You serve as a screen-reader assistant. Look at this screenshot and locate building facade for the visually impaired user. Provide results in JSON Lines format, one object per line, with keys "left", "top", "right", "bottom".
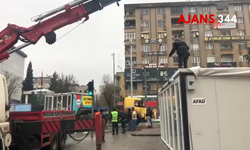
{"left": 0, "top": 51, "right": 27, "bottom": 101}
{"left": 124, "top": 1, "right": 250, "bottom": 96}
{"left": 33, "top": 76, "right": 51, "bottom": 89}
{"left": 115, "top": 72, "right": 126, "bottom": 104}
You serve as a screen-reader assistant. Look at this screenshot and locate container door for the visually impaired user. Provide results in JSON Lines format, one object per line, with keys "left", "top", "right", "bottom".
{"left": 44, "top": 95, "right": 53, "bottom": 110}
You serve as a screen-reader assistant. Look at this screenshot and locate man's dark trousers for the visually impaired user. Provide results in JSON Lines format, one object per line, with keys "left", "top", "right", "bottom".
{"left": 122, "top": 121, "right": 126, "bottom": 133}
{"left": 178, "top": 55, "right": 189, "bottom": 68}
{"left": 112, "top": 122, "right": 118, "bottom": 134}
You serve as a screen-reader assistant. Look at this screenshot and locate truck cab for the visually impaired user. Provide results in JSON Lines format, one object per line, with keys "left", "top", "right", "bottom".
{"left": 0, "top": 74, "right": 12, "bottom": 150}
{"left": 124, "top": 97, "right": 146, "bottom": 121}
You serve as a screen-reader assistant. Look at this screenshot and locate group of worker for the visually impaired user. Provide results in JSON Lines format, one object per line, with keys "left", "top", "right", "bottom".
{"left": 109, "top": 107, "right": 153, "bottom": 135}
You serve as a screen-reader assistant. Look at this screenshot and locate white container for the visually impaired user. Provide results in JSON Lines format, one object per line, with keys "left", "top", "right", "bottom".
{"left": 159, "top": 66, "right": 250, "bottom": 150}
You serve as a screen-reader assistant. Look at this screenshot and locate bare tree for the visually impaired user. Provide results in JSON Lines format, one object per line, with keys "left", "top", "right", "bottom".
{"left": 99, "top": 74, "right": 114, "bottom": 108}
{"left": 3, "top": 71, "right": 22, "bottom": 100}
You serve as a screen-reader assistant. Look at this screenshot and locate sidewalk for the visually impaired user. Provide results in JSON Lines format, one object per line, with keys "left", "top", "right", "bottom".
{"left": 131, "top": 127, "right": 161, "bottom": 136}
{"left": 66, "top": 130, "right": 167, "bottom": 150}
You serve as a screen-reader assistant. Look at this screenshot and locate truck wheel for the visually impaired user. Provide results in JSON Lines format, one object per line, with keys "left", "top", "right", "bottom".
{"left": 48, "top": 134, "right": 58, "bottom": 150}
{"left": 58, "top": 133, "right": 66, "bottom": 150}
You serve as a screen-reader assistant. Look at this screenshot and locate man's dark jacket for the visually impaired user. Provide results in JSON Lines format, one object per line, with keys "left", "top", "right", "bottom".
{"left": 169, "top": 39, "right": 190, "bottom": 57}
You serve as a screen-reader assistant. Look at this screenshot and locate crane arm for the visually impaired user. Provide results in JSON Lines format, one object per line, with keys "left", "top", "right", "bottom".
{"left": 0, "top": 0, "right": 120, "bottom": 61}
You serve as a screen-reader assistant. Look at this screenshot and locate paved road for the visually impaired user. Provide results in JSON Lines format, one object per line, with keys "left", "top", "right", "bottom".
{"left": 65, "top": 123, "right": 167, "bottom": 150}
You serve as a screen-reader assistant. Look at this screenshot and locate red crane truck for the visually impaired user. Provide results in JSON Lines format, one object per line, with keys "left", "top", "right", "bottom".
{"left": 0, "top": 0, "right": 120, "bottom": 149}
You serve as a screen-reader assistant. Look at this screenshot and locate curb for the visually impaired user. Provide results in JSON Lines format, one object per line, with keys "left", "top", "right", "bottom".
{"left": 131, "top": 133, "right": 161, "bottom": 136}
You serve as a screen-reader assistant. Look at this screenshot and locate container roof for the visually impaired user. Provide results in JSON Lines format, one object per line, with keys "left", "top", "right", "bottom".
{"left": 176, "top": 66, "right": 250, "bottom": 78}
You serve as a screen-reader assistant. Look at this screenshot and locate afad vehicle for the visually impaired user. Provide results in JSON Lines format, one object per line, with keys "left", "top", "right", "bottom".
{"left": 123, "top": 97, "right": 147, "bottom": 123}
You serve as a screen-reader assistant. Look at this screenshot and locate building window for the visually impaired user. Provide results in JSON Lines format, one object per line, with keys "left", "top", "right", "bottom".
{"left": 203, "top": 6, "right": 210, "bottom": 12}
{"left": 219, "top": 30, "right": 231, "bottom": 36}
{"left": 158, "top": 32, "right": 166, "bottom": 38}
{"left": 206, "top": 44, "right": 214, "bottom": 50}
{"left": 234, "top": 5, "right": 242, "bottom": 11}
{"left": 125, "top": 45, "right": 136, "bottom": 51}
{"left": 159, "top": 57, "right": 167, "bottom": 64}
{"left": 160, "top": 71, "right": 168, "bottom": 76}
{"left": 171, "top": 7, "right": 183, "bottom": 13}
{"left": 125, "top": 57, "right": 136, "bottom": 66}
{"left": 158, "top": 20, "right": 166, "bottom": 27}
{"left": 192, "top": 31, "right": 199, "bottom": 37}
{"left": 205, "top": 31, "right": 213, "bottom": 37}
{"left": 190, "top": 7, "right": 197, "bottom": 13}
{"left": 141, "top": 20, "right": 149, "bottom": 27}
{"left": 142, "top": 58, "right": 150, "bottom": 64}
{"left": 237, "top": 18, "right": 244, "bottom": 23}
{"left": 207, "top": 56, "right": 215, "bottom": 63}
{"left": 158, "top": 8, "right": 165, "bottom": 14}
{"left": 237, "top": 30, "right": 245, "bottom": 36}
{"left": 126, "top": 83, "right": 137, "bottom": 90}
{"left": 193, "top": 57, "right": 200, "bottom": 66}
{"left": 221, "top": 54, "right": 234, "bottom": 62}
{"left": 140, "top": 9, "right": 149, "bottom": 15}
{"left": 142, "top": 45, "right": 150, "bottom": 52}
{"left": 173, "top": 56, "right": 179, "bottom": 63}
{"left": 220, "top": 44, "right": 232, "bottom": 50}
{"left": 160, "top": 45, "right": 166, "bottom": 51}
{"left": 191, "top": 44, "right": 199, "bottom": 50}
{"left": 239, "top": 55, "right": 247, "bottom": 62}
{"left": 125, "top": 32, "right": 135, "bottom": 39}
{"left": 238, "top": 42, "right": 247, "bottom": 49}
{"left": 141, "top": 33, "right": 149, "bottom": 39}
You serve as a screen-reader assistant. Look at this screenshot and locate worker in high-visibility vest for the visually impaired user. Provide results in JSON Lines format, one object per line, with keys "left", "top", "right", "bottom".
{"left": 110, "top": 108, "right": 119, "bottom": 135}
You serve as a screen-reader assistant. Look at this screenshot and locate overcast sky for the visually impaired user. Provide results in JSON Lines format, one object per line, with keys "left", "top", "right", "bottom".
{"left": 1, "top": 0, "right": 209, "bottom": 89}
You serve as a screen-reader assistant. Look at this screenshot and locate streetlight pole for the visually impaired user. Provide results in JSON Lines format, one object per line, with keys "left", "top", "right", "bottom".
{"left": 156, "top": 44, "right": 162, "bottom": 109}
{"left": 112, "top": 53, "right": 115, "bottom": 108}
{"left": 143, "top": 68, "right": 148, "bottom": 109}
{"left": 130, "top": 39, "right": 133, "bottom": 97}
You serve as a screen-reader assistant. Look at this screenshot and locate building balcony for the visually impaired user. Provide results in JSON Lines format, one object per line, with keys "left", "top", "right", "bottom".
{"left": 171, "top": 24, "right": 184, "bottom": 30}
{"left": 124, "top": 39, "right": 136, "bottom": 45}
{"left": 220, "top": 45, "right": 233, "bottom": 53}
{"left": 239, "top": 62, "right": 249, "bottom": 67}
{"left": 125, "top": 50, "right": 136, "bottom": 57}
{"left": 216, "top": 8, "right": 229, "bottom": 14}
{"left": 142, "top": 51, "right": 166, "bottom": 56}
{"left": 171, "top": 13, "right": 182, "bottom": 18}
{"left": 124, "top": 14, "right": 135, "bottom": 20}
{"left": 207, "top": 62, "right": 236, "bottom": 67}
{"left": 239, "top": 48, "right": 248, "bottom": 54}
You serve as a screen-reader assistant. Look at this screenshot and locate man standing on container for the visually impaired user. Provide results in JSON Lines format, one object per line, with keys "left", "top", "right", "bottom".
{"left": 169, "top": 37, "right": 190, "bottom": 68}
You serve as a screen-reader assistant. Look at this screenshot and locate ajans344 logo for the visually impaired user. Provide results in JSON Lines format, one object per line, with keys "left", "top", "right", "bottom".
{"left": 177, "top": 14, "right": 237, "bottom": 29}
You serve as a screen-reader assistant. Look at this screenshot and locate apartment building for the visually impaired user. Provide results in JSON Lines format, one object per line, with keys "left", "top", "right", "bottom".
{"left": 124, "top": 1, "right": 250, "bottom": 96}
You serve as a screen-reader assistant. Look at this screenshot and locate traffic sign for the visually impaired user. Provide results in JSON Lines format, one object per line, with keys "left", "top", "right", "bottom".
{"left": 144, "top": 39, "right": 163, "bottom": 44}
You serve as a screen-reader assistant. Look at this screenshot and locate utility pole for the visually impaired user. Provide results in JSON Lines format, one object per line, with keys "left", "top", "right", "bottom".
{"left": 112, "top": 53, "right": 116, "bottom": 108}
{"left": 156, "top": 44, "right": 162, "bottom": 109}
{"left": 90, "top": 79, "right": 94, "bottom": 139}
{"left": 144, "top": 38, "right": 163, "bottom": 111}
{"left": 143, "top": 68, "right": 148, "bottom": 109}
{"left": 130, "top": 38, "right": 133, "bottom": 97}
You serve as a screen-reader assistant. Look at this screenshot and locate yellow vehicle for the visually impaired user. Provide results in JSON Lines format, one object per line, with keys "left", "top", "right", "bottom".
{"left": 123, "top": 97, "right": 147, "bottom": 121}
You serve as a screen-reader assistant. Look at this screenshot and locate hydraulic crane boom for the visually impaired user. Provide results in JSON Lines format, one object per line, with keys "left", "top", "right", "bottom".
{"left": 0, "top": 0, "right": 120, "bottom": 61}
